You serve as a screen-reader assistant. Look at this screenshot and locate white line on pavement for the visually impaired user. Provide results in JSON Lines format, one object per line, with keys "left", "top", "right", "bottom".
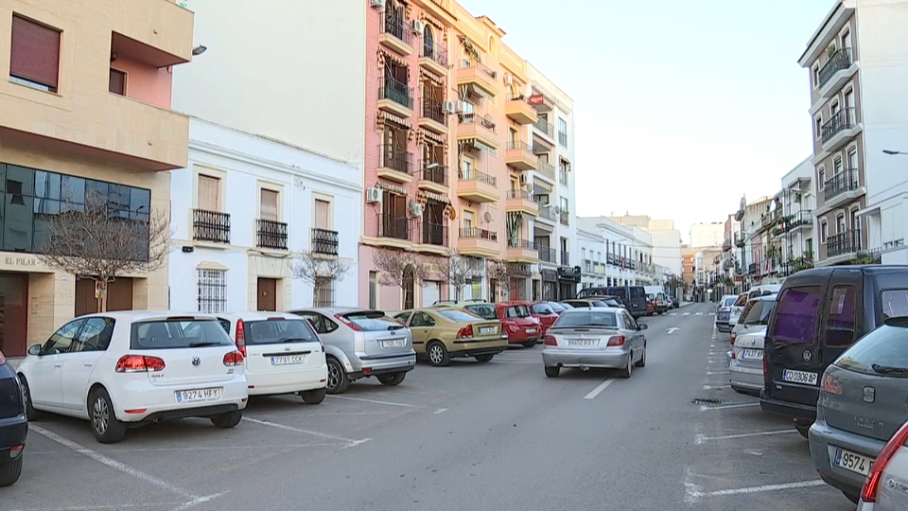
{"left": 434, "top": 408, "right": 449, "bottom": 415}
{"left": 702, "top": 385, "right": 731, "bottom": 390}
{"left": 699, "top": 402, "right": 760, "bottom": 411}
{"left": 683, "top": 312, "right": 690, "bottom": 316}
{"left": 583, "top": 379, "right": 614, "bottom": 400}
{"left": 327, "top": 394, "right": 420, "bottom": 408}
{"left": 243, "top": 417, "right": 370, "bottom": 447}
{"left": 670, "top": 313, "right": 678, "bottom": 316}
{"left": 9, "top": 504, "right": 186, "bottom": 511}
{"left": 696, "top": 312, "right": 703, "bottom": 316}
{"left": 30, "top": 425, "right": 195, "bottom": 499}
{"left": 27, "top": 442, "right": 351, "bottom": 455}
{"left": 706, "top": 370, "right": 729, "bottom": 375}
{"left": 695, "top": 429, "right": 798, "bottom": 444}
{"left": 169, "top": 492, "right": 229, "bottom": 511}
{"left": 686, "top": 480, "right": 826, "bottom": 499}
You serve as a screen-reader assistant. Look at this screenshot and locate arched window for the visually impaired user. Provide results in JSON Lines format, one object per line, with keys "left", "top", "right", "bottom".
{"left": 403, "top": 265, "right": 416, "bottom": 309}
{"left": 423, "top": 25, "right": 434, "bottom": 59}
{"left": 488, "top": 36, "right": 496, "bottom": 54}
{"left": 385, "top": 0, "right": 404, "bottom": 36}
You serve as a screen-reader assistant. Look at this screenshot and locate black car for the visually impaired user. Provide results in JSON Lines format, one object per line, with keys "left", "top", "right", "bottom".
{"left": 669, "top": 295, "right": 680, "bottom": 308}
{"left": 760, "top": 265, "right": 908, "bottom": 438}
{"left": 0, "top": 350, "right": 26, "bottom": 486}
{"left": 576, "top": 286, "right": 647, "bottom": 318}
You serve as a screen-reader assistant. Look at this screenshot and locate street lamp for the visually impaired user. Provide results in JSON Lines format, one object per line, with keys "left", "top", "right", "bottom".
{"left": 883, "top": 149, "right": 908, "bottom": 156}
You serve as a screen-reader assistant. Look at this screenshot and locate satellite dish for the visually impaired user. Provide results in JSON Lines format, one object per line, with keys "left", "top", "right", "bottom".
{"left": 483, "top": 212, "right": 493, "bottom": 223}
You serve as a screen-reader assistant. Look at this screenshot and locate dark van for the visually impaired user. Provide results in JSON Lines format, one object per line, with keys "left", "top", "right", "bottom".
{"left": 576, "top": 286, "right": 647, "bottom": 318}
{"left": 760, "top": 265, "right": 908, "bottom": 437}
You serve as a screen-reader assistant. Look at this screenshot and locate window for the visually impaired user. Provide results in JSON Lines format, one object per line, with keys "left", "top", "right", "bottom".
{"left": 293, "top": 312, "right": 338, "bottom": 334}
{"left": 815, "top": 116, "right": 822, "bottom": 140}
{"left": 812, "top": 63, "right": 820, "bottom": 89}
{"left": 848, "top": 148, "right": 858, "bottom": 171}
{"left": 260, "top": 189, "right": 279, "bottom": 221}
{"left": 465, "top": 304, "right": 496, "bottom": 320}
{"left": 314, "top": 198, "right": 331, "bottom": 230}
{"left": 198, "top": 175, "right": 221, "bottom": 211}
{"left": 836, "top": 214, "right": 846, "bottom": 233}
{"left": 742, "top": 300, "right": 775, "bottom": 326}
{"left": 394, "top": 311, "right": 412, "bottom": 325}
{"left": 554, "top": 310, "right": 617, "bottom": 328}
{"left": 505, "top": 305, "right": 530, "bottom": 318}
{"left": 71, "top": 317, "right": 115, "bottom": 352}
{"left": 437, "top": 309, "right": 482, "bottom": 323}
{"left": 835, "top": 323, "right": 908, "bottom": 375}
{"left": 42, "top": 319, "right": 85, "bottom": 355}
{"left": 824, "top": 286, "right": 857, "bottom": 346}
{"left": 10, "top": 15, "right": 61, "bottom": 93}
{"left": 314, "top": 277, "right": 334, "bottom": 307}
{"left": 833, "top": 157, "right": 843, "bottom": 176}
{"left": 341, "top": 311, "right": 405, "bottom": 332}
{"left": 244, "top": 319, "right": 316, "bottom": 346}
{"left": 820, "top": 220, "right": 828, "bottom": 243}
{"left": 369, "top": 271, "right": 378, "bottom": 309}
{"left": 560, "top": 196, "right": 569, "bottom": 213}
{"left": 130, "top": 319, "right": 234, "bottom": 350}
{"left": 410, "top": 312, "right": 436, "bottom": 327}
{"left": 109, "top": 69, "right": 126, "bottom": 95}
{"left": 772, "top": 286, "right": 821, "bottom": 344}
{"left": 851, "top": 208, "right": 859, "bottom": 232}
{"left": 197, "top": 269, "right": 227, "bottom": 313}
{"left": 881, "top": 289, "right": 908, "bottom": 319}
{"left": 818, "top": 167, "right": 826, "bottom": 189}
{"left": 462, "top": 210, "right": 474, "bottom": 230}
{"left": 557, "top": 117, "right": 568, "bottom": 146}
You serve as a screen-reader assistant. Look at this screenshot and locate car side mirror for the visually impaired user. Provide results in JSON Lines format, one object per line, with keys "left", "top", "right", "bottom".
{"left": 27, "top": 344, "right": 42, "bottom": 356}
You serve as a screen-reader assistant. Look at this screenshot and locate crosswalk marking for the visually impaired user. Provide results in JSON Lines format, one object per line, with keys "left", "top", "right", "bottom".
{"left": 670, "top": 313, "right": 678, "bottom": 316}
{"left": 696, "top": 312, "right": 703, "bottom": 316}
{"left": 683, "top": 312, "right": 690, "bottom": 316}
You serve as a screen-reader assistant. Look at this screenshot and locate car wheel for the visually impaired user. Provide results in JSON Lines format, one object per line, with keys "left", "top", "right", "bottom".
{"left": 18, "top": 375, "right": 43, "bottom": 421}
{"left": 89, "top": 388, "right": 127, "bottom": 444}
{"left": 795, "top": 424, "right": 811, "bottom": 440}
{"left": 474, "top": 354, "right": 494, "bottom": 363}
{"left": 326, "top": 357, "right": 350, "bottom": 394}
{"left": 544, "top": 366, "right": 560, "bottom": 378}
{"left": 300, "top": 388, "right": 326, "bottom": 405}
{"left": 635, "top": 344, "right": 646, "bottom": 367}
{"left": 377, "top": 372, "right": 407, "bottom": 386}
{"left": 210, "top": 410, "right": 243, "bottom": 429}
{"left": 522, "top": 340, "right": 536, "bottom": 349}
{"left": 426, "top": 341, "right": 450, "bottom": 367}
{"left": 0, "top": 455, "right": 23, "bottom": 487}
{"left": 619, "top": 353, "right": 633, "bottom": 379}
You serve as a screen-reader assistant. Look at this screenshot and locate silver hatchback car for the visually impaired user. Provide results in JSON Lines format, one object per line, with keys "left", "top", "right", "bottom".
{"left": 288, "top": 308, "right": 416, "bottom": 394}
{"left": 542, "top": 307, "right": 648, "bottom": 379}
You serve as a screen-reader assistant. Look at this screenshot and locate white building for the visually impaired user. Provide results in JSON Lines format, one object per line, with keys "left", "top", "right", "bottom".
{"left": 781, "top": 158, "right": 818, "bottom": 269}
{"left": 578, "top": 229, "right": 607, "bottom": 289}
{"left": 689, "top": 222, "right": 725, "bottom": 248}
{"left": 577, "top": 217, "right": 657, "bottom": 286}
{"left": 168, "top": 119, "right": 361, "bottom": 312}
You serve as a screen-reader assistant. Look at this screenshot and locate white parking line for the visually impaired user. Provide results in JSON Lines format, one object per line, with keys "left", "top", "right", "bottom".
{"left": 696, "top": 312, "right": 703, "bottom": 316}
{"left": 702, "top": 385, "right": 731, "bottom": 390}
{"left": 434, "top": 408, "right": 449, "bottom": 415}
{"left": 682, "top": 312, "right": 690, "bottom": 316}
{"left": 327, "top": 394, "right": 420, "bottom": 408}
{"left": 695, "top": 429, "right": 799, "bottom": 444}
{"left": 9, "top": 504, "right": 186, "bottom": 511}
{"left": 686, "top": 480, "right": 826, "bottom": 500}
{"left": 243, "top": 417, "right": 370, "bottom": 447}
{"left": 706, "top": 370, "right": 729, "bottom": 375}
{"left": 583, "top": 379, "right": 614, "bottom": 400}
{"left": 169, "top": 492, "right": 229, "bottom": 511}
{"left": 699, "top": 402, "right": 760, "bottom": 411}
{"left": 670, "top": 313, "right": 678, "bottom": 316}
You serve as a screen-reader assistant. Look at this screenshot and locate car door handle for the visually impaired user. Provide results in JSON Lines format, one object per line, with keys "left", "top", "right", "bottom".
{"left": 84, "top": 362, "right": 94, "bottom": 367}
{"left": 54, "top": 362, "right": 63, "bottom": 368}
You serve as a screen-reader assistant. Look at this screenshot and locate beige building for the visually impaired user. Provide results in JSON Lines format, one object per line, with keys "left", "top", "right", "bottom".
{"left": 0, "top": 0, "right": 194, "bottom": 356}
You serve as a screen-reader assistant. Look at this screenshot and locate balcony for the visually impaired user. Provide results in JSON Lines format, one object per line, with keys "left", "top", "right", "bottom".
{"left": 506, "top": 190, "right": 539, "bottom": 217}
{"left": 256, "top": 219, "right": 288, "bottom": 250}
{"left": 824, "top": 169, "right": 862, "bottom": 205}
{"left": 560, "top": 210, "right": 570, "bottom": 226}
{"left": 506, "top": 239, "right": 540, "bottom": 263}
{"left": 378, "top": 14, "right": 414, "bottom": 56}
{"left": 378, "top": 77, "right": 414, "bottom": 118}
{"left": 536, "top": 205, "right": 557, "bottom": 225}
{"left": 378, "top": 213, "right": 410, "bottom": 243}
{"left": 735, "top": 233, "right": 745, "bottom": 248}
{"left": 505, "top": 141, "right": 539, "bottom": 171}
{"left": 458, "top": 228, "right": 499, "bottom": 258}
{"left": 505, "top": 94, "right": 539, "bottom": 125}
{"left": 787, "top": 211, "right": 813, "bottom": 232}
{"left": 722, "top": 239, "right": 732, "bottom": 252}
{"left": 818, "top": 48, "right": 856, "bottom": 99}
{"left": 311, "top": 228, "right": 339, "bottom": 256}
{"left": 419, "top": 41, "right": 448, "bottom": 76}
{"left": 192, "top": 209, "right": 230, "bottom": 244}
{"left": 827, "top": 229, "right": 862, "bottom": 258}
{"left": 821, "top": 108, "right": 860, "bottom": 152}
{"left": 377, "top": 144, "right": 413, "bottom": 183}
{"left": 419, "top": 98, "right": 448, "bottom": 134}
{"left": 533, "top": 118, "right": 555, "bottom": 140}
{"left": 457, "top": 168, "right": 498, "bottom": 203}
{"left": 457, "top": 59, "right": 497, "bottom": 99}
{"left": 419, "top": 223, "right": 448, "bottom": 255}
{"left": 417, "top": 161, "right": 448, "bottom": 194}
{"left": 530, "top": 92, "right": 554, "bottom": 112}
{"left": 457, "top": 114, "right": 499, "bottom": 150}
{"left": 538, "top": 246, "right": 556, "bottom": 264}
{"left": 535, "top": 160, "right": 556, "bottom": 182}
{"left": 560, "top": 251, "right": 571, "bottom": 266}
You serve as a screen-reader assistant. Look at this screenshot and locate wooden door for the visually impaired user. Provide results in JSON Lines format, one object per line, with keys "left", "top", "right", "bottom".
{"left": 0, "top": 273, "right": 28, "bottom": 357}
{"left": 75, "top": 278, "right": 133, "bottom": 316}
{"left": 257, "top": 278, "right": 277, "bottom": 311}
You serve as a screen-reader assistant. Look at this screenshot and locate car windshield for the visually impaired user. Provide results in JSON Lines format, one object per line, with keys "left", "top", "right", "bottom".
{"left": 547, "top": 302, "right": 566, "bottom": 313}
{"left": 244, "top": 319, "right": 317, "bottom": 345}
{"left": 553, "top": 310, "right": 619, "bottom": 329}
{"left": 743, "top": 301, "right": 775, "bottom": 326}
{"left": 505, "top": 305, "right": 531, "bottom": 318}
{"left": 131, "top": 318, "right": 234, "bottom": 350}
{"left": 560, "top": 302, "right": 575, "bottom": 309}
{"left": 723, "top": 297, "right": 737, "bottom": 307}
{"left": 343, "top": 312, "right": 404, "bottom": 331}
{"left": 605, "top": 300, "right": 622, "bottom": 307}
{"left": 531, "top": 303, "right": 554, "bottom": 314}
{"left": 465, "top": 304, "right": 497, "bottom": 320}
{"left": 438, "top": 309, "right": 482, "bottom": 323}
{"left": 836, "top": 323, "right": 908, "bottom": 377}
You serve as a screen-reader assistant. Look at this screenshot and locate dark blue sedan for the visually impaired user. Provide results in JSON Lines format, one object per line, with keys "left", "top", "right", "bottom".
{"left": 0, "top": 350, "right": 26, "bottom": 486}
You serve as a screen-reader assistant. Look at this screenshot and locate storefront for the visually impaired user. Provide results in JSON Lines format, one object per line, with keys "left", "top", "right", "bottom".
{"left": 557, "top": 266, "right": 581, "bottom": 300}
{"left": 541, "top": 269, "right": 557, "bottom": 301}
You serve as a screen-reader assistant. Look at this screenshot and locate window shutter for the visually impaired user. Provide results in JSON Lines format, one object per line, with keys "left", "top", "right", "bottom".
{"left": 109, "top": 69, "right": 126, "bottom": 95}
{"left": 10, "top": 16, "right": 61, "bottom": 91}
{"left": 260, "top": 189, "right": 279, "bottom": 221}
{"left": 315, "top": 199, "right": 330, "bottom": 230}
{"left": 198, "top": 175, "right": 220, "bottom": 211}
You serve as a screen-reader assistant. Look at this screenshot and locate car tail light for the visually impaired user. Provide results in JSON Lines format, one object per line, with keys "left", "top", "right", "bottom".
{"left": 543, "top": 335, "right": 557, "bottom": 346}
{"left": 763, "top": 352, "right": 770, "bottom": 383}
{"left": 9, "top": 445, "right": 22, "bottom": 459}
{"left": 607, "top": 336, "right": 626, "bottom": 347}
{"left": 456, "top": 324, "right": 474, "bottom": 339}
{"left": 223, "top": 350, "right": 244, "bottom": 367}
{"left": 821, "top": 373, "right": 842, "bottom": 395}
{"left": 861, "top": 419, "right": 908, "bottom": 502}
{"left": 115, "top": 355, "right": 165, "bottom": 373}
{"left": 731, "top": 332, "right": 737, "bottom": 344}
{"left": 334, "top": 314, "right": 363, "bottom": 332}
{"left": 0, "top": 351, "right": 5, "bottom": 364}
{"left": 235, "top": 319, "right": 247, "bottom": 357}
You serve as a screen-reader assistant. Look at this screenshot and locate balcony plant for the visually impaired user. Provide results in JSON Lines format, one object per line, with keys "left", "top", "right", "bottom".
{"left": 850, "top": 252, "right": 880, "bottom": 265}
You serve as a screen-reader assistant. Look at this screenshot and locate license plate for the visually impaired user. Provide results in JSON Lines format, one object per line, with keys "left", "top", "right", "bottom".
{"left": 834, "top": 447, "right": 874, "bottom": 476}
{"left": 271, "top": 355, "right": 305, "bottom": 366}
{"left": 526, "top": 328, "right": 537, "bottom": 334}
{"left": 742, "top": 349, "right": 763, "bottom": 360}
{"left": 569, "top": 339, "right": 597, "bottom": 347}
{"left": 175, "top": 388, "right": 221, "bottom": 404}
{"left": 382, "top": 339, "right": 406, "bottom": 348}
{"left": 782, "top": 369, "right": 819, "bottom": 385}
{"left": 479, "top": 327, "right": 495, "bottom": 335}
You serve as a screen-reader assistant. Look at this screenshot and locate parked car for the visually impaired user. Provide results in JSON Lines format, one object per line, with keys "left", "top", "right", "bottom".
{"left": 645, "top": 298, "right": 655, "bottom": 316}
{"left": 546, "top": 301, "right": 570, "bottom": 314}
{"left": 288, "top": 308, "right": 415, "bottom": 394}
{"left": 576, "top": 286, "right": 648, "bottom": 318}
{"left": 655, "top": 294, "right": 671, "bottom": 314}
{"left": 529, "top": 302, "right": 559, "bottom": 335}
{"left": 542, "top": 307, "right": 648, "bottom": 378}
{"left": 494, "top": 302, "right": 542, "bottom": 348}
{"left": 394, "top": 308, "right": 506, "bottom": 366}
{"left": 669, "top": 295, "right": 680, "bottom": 309}
{"left": 433, "top": 300, "right": 497, "bottom": 320}
{"left": 216, "top": 312, "right": 328, "bottom": 404}
{"left": 747, "top": 284, "right": 783, "bottom": 300}
{"left": 728, "top": 295, "right": 776, "bottom": 395}
{"left": 810, "top": 317, "right": 908, "bottom": 504}
{"left": 715, "top": 294, "right": 739, "bottom": 333}
{"left": 17, "top": 312, "right": 248, "bottom": 443}
{"left": 726, "top": 293, "right": 749, "bottom": 330}
{"left": 561, "top": 299, "right": 609, "bottom": 309}
{"left": 0, "top": 349, "right": 26, "bottom": 486}
{"left": 856, "top": 418, "right": 908, "bottom": 510}
{"left": 761, "top": 265, "right": 908, "bottom": 439}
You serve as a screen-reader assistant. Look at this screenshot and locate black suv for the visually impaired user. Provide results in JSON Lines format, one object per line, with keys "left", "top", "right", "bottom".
{"left": 760, "top": 265, "right": 908, "bottom": 437}
{"left": 0, "top": 350, "right": 26, "bottom": 486}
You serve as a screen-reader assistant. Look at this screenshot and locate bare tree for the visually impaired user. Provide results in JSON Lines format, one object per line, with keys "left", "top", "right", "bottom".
{"left": 486, "top": 258, "right": 527, "bottom": 301}
{"left": 435, "top": 250, "right": 482, "bottom": 301}
{"left": 290, "top": 251, "right": 351, "bottom": 306}
{"left": 37, "top": 195, "right": 171, "bottom": 313}
{"left": 373, "top": 249, "right": 430, "bottom": 290}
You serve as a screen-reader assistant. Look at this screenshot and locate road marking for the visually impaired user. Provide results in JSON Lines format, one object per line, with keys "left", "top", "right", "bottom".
{"left": 706, "top": 370, "right": 729, "bottom": 375}
{"left": 696, "top": 312, "right": 703, "bottom": 316}
{"left": 667, "top": 327, "right": 681, "bottom": 334}
{"left": 169, "top": 492, "right": 229, "bottom": 511}
{"left": 686, "top": 480, "right": 826, "bottom": 500}
{"left": 243, "top": 417, "right": 370, "bottom": 447}
{"left": 702, "top": 385, "right": 731, "bottom": 390}
{"left": 699, "top": 402, "right": 760, "bottom": 411}
{"left": 327, "top": 394, "right": 420, "bottom": 408}
{"left": 434, "top": 408, "right": 449, "bottom": 415}
{"left": 30, "top": 425, "right": 195, "bottom": 499}
{"left": 583, "top": 379, "right": 614, "bottom": 400}
{"left": 27, "top": 442, "right": 351, "bottom": 455}
{"left": 9, "top": 504, "right": 187, "bottom": 511}
{"left": 683, "top": 312, "right": 690, "bottom": 316}
{"left": 709, "top": 312, "right": 716, "bottom": 316}
{"left": 670, "top": 313, "right": 678, "bottom": 316}
{"left": 695, "top": 429, "right": 799, "bottom": 444}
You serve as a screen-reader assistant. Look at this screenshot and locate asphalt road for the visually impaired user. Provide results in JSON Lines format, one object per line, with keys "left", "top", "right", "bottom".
{"left": 3, "top": 303, "right": 859, "bottom": 511}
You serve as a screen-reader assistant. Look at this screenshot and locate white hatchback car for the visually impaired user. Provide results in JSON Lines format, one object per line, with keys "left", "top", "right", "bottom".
{"left": 16, "top": 312, "right": 248, "bottom": 443}
{"left": 216, "top": 312, "right": 328, "bottom": 404}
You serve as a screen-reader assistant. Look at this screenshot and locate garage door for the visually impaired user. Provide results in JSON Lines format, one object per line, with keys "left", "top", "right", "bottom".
{"left": 75, "top": 278, "right": 133, "bottom": 316}
{"left": 422, "top": 281, "right": 440, "bottom": 307}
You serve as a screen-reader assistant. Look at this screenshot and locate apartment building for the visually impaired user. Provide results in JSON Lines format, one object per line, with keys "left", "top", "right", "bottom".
{"left": 577, "top": 217, "right": 657, "bottom": 286}
{"left": 0, "top": 0, "right": 193, "bottom": 357}
{"left": 736, "top": 196, "right": 774, "bottom": 288}
{"left": 577, "top": 229, "right": 606, "bottom": 289}
{"left": 780, "top": 158, "right": 817, "bottom": 273}
{"left": 689, "top": 222, "right": 725, "bottom": 249}
{"left": 606, "top": 215, "right": 683, "bottom": 278}
{"left": 169, "top": 0, "right": 363, "bottom": 311}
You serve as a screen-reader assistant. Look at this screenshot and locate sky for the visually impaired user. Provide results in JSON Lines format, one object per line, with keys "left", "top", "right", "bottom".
{"left": 457, "top": 0, "right": 834, "bottom": 243}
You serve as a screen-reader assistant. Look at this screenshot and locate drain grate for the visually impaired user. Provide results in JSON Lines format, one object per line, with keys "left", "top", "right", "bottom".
{"left": 691, "top": 398, "right": 723, "bottom": 406}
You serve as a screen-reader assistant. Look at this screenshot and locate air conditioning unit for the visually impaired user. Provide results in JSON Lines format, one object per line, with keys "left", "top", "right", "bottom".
{"left": 455, "top": 100, "right": 469, "bottom": 113}
{"left": 370, "top": 0, "right": 385, "bottom": 9}
{"left": 553, "top": 206, "right": 561, "bottom": 215}
{"left": 503, "top": 74, "right": 513, "bottom": 86}
{"left": 408, "top": 200, "right": 424, "bottom": 217}
{"left": 366, "top": 187, "right": 382, "bottom": 203}
{"left": 443, "top": 101, "right": 458, "bottom": 114}
{"left": 411, "top": 19, "right": 426, "bottom": 34}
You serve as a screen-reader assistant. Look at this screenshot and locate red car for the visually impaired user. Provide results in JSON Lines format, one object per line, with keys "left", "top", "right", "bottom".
{"left": 494, "top": 301, "right": 542, "bottom": 348}
{"left": 530, "top": 302, "right": 559, "bottom": 335}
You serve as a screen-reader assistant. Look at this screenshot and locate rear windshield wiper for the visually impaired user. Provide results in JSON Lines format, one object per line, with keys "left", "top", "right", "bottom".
{"left": 871, "top": 364, "right": 908, "bottom": 376}
{"left": 189, "top": 341, "right": 221, "bottom": 347}
{"left": 279, "top": 337, "right": 315, "bottom": 343}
